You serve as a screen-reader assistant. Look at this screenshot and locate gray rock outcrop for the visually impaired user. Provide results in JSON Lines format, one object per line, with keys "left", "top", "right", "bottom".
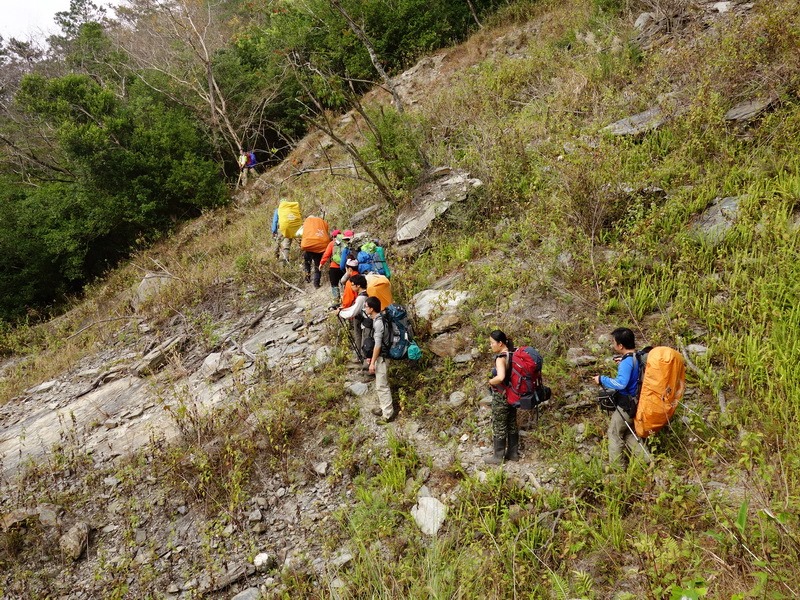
{"left": 690, "top": 196, "right": 741, "bottom": 244}
{"left": 395, "top": 169, "right": 483, "bottom": 242}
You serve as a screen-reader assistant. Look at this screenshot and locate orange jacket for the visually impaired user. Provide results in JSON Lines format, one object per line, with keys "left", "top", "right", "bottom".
{"left": 340, "top": 281, "right": 354, "bottom": 308}
{"left": 320, "top": 240, "right": 339, "bottom": 268}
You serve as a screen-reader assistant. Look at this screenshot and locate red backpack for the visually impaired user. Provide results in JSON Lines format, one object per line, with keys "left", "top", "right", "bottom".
{"left": 501, "top": 347, "right": 550, "bottom": 409}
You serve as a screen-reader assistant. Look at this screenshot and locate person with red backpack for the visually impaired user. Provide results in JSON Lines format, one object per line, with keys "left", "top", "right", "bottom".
{"left": 486, "top": 329, "right": 520, "bottom": 465}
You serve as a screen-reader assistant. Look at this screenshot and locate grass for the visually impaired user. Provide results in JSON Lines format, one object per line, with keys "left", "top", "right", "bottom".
{"left": 3, "top": 0, "right": 800, "bottom": 596}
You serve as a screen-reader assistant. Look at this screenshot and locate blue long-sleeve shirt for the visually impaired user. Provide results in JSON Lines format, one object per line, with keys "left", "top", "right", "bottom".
{"left": 600, "top": 354, "right": 639, "bottom": 396}
{"left": 271, "top": 209, "right": 279, "bottom": 235}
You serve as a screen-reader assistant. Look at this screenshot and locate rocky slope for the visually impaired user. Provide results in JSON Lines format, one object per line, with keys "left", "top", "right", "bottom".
{"left": 1, "top": 0, "right": 782, "bottom": 597}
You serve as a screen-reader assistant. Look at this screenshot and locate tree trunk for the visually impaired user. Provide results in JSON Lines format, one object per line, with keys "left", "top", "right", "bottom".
{"left": 329, "top": 0, "right": 404, "bottom": 114}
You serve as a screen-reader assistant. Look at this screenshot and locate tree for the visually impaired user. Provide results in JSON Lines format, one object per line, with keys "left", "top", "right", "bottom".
{"left": 115, "top": 0, "right": 251, "bottom": 157}
{"left": 0, "top": 71, "right": 226, "bottom": 321}
{"left": 328, "top": 0, "right": 404, "bottom": 113}
{"left": 49, "top": 0, "right": 109, "bottom": 57}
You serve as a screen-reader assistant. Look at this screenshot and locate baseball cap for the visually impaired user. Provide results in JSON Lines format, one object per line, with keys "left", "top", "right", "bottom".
{"left": 342, "top": 229, "right": 354, "bottom": 239}
{"left": 346, "top": 258, "right": 359, "bottom": 268}
{"left": 331, "top": 229, "right": 341, "bottom": 237}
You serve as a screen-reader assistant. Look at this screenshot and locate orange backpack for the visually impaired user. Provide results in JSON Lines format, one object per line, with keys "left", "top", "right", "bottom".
{"left": 365, "top": 273, "right": 392, "bottom": 310}
{"left": 634, "top": 347, "right": 686, "bottom": 438}
{"left": 300, "top": 216, "right": 330, "bottom": 253}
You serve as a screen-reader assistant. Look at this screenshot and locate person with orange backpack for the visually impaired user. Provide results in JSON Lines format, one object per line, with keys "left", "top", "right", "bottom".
{"left": 319, "top": 229, "right": 345, "bottom": 304}
{"left": 300, "top": 216, "right": 330, "bottom": 288}
{"left": 593, "top": 327, "right": 652, "bottom": 469}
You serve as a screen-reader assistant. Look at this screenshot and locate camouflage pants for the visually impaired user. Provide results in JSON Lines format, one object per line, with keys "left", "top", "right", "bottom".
{"left": 491, "top": 389, "right": 518, "bottom": 438}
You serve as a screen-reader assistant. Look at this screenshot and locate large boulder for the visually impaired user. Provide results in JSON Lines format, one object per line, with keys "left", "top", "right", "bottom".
{"left": 131, "top": 273, "right": 174, "bottom": 312}
{"left": 411, "top": 289, "right": 470, "bottom": 322}
{"left": 427, "top": 332, "right": 467, "bottom": 358}
{"left": 395, "top": 169, "right": 482, "bottom": 242}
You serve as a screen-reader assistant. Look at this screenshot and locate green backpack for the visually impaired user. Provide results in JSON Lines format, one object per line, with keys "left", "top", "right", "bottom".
{"left": 331, "top": 237, "right": 349, "bottom": 266}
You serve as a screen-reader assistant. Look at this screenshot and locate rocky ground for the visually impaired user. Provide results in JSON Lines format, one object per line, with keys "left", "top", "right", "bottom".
{"left": 0, "top": 265, "right": 586, "bottom": 598}
{"left": 0, "top": 6, "right": 742, "bottom": 595}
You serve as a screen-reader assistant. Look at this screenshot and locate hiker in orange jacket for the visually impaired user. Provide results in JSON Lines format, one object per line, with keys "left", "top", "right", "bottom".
{"left": 338, "top": 258, "right": 361, "bottom": 309}
{"left": 320, "top": 229, "right": 347, "bottom": 303}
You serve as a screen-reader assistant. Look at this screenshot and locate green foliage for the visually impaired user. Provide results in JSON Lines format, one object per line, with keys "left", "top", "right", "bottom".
{"left": 0, "top": 74, "right": 226, "bottom": 321}
{"left": 362, "top": 107, "right": 427, "bottom": 191}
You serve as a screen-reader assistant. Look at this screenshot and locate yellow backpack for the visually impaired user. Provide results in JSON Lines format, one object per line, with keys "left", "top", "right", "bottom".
{"left": 277, "top": 201, "right": 302, "bottom": 239}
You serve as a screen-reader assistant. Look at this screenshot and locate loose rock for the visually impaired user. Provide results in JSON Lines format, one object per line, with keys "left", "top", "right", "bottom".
{"left": 411, "top": 497, "right": 447, "bottom": 536}
{"left": 59, "top": 521, "right": 90, "bottom": 560}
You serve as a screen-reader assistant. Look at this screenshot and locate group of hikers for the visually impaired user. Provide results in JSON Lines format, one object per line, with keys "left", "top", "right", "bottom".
{"left": 272, "top": 200, "right": 399, "bottom": 423}
{"left": 271, "top": 198, "right": 686, "bottom": 469}
{"left": 486, "top": 327, "right": 685, "bottom": 469}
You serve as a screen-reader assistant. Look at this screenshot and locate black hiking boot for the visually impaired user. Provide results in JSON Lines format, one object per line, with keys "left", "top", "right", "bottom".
{"left": 505, "top": 432, "right": 520, "bottom": 461}
{"left": 485, "top": 437, "right": 506, "bottom": 465}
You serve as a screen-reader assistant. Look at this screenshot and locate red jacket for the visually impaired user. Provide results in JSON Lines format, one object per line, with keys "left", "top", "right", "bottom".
{"left": 320, "top": 240, "right": 339, "bottom": 268}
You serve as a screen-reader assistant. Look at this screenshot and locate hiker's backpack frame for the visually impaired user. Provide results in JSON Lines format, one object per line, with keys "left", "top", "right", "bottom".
{"left": 501, "top": 347, "right": 550, "bottom": 410}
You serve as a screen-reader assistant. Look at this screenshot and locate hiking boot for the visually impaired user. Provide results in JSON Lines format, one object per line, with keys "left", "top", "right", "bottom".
{"left": 485, "top": 437, "right": 506, "bottom": 465}
{"left": 376, "top": 411, "right": 397, "bottom": 425}
{"left": 370, "top": 407, "right": 383, "bottom": 417}
{"left": 505, "top": 432, "right": 520, "bottom": 461}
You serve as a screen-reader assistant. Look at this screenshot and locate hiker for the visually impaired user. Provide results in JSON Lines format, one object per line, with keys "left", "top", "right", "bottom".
{"left": 300, "top": 216, "right": 330, "bottom": 288}
{"left": 272, "top": 199, "right": 302, "bottom": 263}
{"left": 486, "top": 329, "right": 519, "bottom": 465}
{"left": 338, "top": 258, "right": 361, "bottom": 309}
{"left": 593, "top": 327, "right": 652, "bottom": 469}
{"left": 320, "top": 229, "right": 344, "bottom": 302}
{"left": 365, "top": 296, "right": 396, "bottom": 423}
{"left": 336, "top": 274, "right": 368, "bottom": 360}
{"left": 237, "top": 148, "right": 255, "bottom": 187}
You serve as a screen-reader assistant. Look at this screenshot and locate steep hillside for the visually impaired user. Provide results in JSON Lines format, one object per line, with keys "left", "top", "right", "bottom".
{"left": 2, "top": 0, "right": 800, "bottom": 598}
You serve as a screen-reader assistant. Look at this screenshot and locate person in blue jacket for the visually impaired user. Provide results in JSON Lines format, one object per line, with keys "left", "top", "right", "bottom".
{"left": 594, "top": 327, "right": 651, "bottom": 469}
{"left": 271, "top": 207, "right": 292, "bottom": 262}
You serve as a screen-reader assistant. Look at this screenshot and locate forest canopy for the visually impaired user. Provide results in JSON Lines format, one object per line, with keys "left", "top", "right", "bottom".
{"left": 0, "top": 0, "right": 498, "bottom": 322}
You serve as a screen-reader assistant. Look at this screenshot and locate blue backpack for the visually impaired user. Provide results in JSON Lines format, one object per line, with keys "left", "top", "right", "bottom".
{"left": 380, "top": 304, "right": 414, "bottom": 359}
{"left": 357, "top": 242, "right": 390, "bottom": 277}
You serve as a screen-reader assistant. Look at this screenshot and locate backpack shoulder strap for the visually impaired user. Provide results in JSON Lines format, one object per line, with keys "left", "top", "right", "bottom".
{"left": 620, "top": 352, "right": 641, "bottom": 397}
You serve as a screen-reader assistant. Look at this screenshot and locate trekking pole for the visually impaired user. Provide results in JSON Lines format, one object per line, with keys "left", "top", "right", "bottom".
{"left": 613, "top": 402, "right": 652, "bottom": 463}
{"left": 338, "top": 316, "right": 363, "bottom": 361}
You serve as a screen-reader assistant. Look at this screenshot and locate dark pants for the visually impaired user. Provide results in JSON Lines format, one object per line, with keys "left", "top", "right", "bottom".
{"left": 328, "top": 266, "right": 344, "bottom": 287}
{"left": 303, "top": 251, "right": 323, "bottom": 287}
